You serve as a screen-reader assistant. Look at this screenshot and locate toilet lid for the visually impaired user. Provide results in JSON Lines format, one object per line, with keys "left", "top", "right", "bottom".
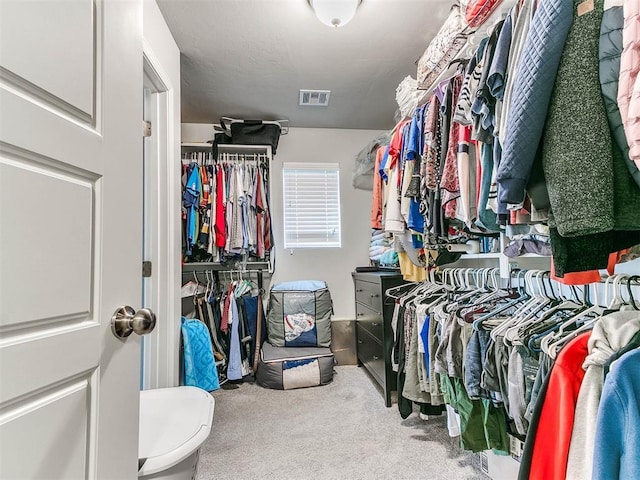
{"left": 139, "top": 386, "right": 215, "bottom": 476}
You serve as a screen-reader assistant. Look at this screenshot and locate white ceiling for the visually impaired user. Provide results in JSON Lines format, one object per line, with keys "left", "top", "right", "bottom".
{"left": 156, "top": 0, "right": 452, "bottom": 130}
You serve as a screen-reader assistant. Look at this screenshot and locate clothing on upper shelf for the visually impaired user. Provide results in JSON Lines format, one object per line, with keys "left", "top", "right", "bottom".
{"left": 370, "top": 0, "right": 640, "bottom": 280}
{"left": 369, "top": 228, "right": 396, "bottom": 265}
{"left": 496, "top": 0, "right": 572, "bottom": 209}
{"left": 543, "top": 0, "right": 640, "bottom": 276}
{"left": 371, "top": 146, "right": 387, "bottom": 229}
{"left": 181, "top": 151, "right": 273, "bottom": 264}
{"left": 499, "top": 0, "right": 534, "bottom": 146}
{"left": 396, "top": 75, "right": 420, "bottom": 120}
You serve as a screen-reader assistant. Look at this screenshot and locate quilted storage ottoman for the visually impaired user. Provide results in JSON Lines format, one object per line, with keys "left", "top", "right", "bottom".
{"left": 256, "top": 343, "right": 335, "bottom": 390}
{"left": 266, "top": 280, "right": 332, "bottom": 347}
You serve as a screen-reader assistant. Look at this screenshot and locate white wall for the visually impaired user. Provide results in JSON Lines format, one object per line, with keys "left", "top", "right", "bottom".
{"left": 180, "top": 124, "right": 382, "bottom": 319}
{"left": 271, "top": 128, "right": 382, "bottom": 319}
{"left": 143, "top": 0, "right": 181, "bottom": 389}
{"left": 181, "top": 122, "right": 214, "bottom": 142}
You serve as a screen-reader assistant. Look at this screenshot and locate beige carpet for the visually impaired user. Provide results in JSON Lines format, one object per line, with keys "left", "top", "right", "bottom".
{"left": 197, "top": 366, "right": 488, "bottom": 480}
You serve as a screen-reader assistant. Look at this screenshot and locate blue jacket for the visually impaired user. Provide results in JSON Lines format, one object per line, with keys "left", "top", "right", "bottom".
{"left": 496, "top": 0, "right": 574, "bottom": 206}
{"left": 592, "top": 348, "right": 640, "bottom": 480}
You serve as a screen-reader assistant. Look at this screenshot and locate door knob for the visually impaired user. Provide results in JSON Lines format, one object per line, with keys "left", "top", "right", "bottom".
{"left": 111, "top": 306, "right": 156, "bottom": 339}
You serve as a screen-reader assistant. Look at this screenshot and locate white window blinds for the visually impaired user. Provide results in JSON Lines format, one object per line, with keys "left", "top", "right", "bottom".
{"left": 283, "top": 162, "right": 341, "bottom": 248}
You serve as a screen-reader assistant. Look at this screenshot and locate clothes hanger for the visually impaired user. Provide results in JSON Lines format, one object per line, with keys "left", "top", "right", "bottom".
{"left": 604, "top": 330, "right": 640, "bottom": 376}
{"left": 543, "top": 282, "right": 602, "bottom": 358}
{"left": 545, "top": 294, "right": 602, "bottom": 357}
{"left": 487, "top": 269, "right": 536, "bottom": 339}
{"left": 466, "top": 269, "right": 528, "bottom": 330}
{"left": 519, "top": 278, "right": 587, "bottom": 350}
{"left": 404, "top": 276, "right": 445, "bottom": 304}
{"left": 612, "top": 274, "right": 628, "bottom": 308}
{"left": 555, "top": 284, "right": 601, "bottom": 333}
{"left": 385, "top": 282, "right": 419, "bottom": 299}
{"left": 205, "top": 270, "right": 212, "bottom": 302}
{"left": 447, "top": 57, "right": 469, "bottom": 69}
{"left": 447, "top": 267, "right": 490, "bottom": 308}
{"left": 625, "top": 275, "right": 640, "bottom": 310}
{"left": 519, "top": 276, "right": 595, "bottom": 353}
{"left": 599, "top": 273, "right": 636, "bottom": 313}
{"left": 446, "top": 268, "right": 504, "bottom": 324}
{"left": 492, "top": 270, "right": 550, "bottom": 344}
{"left": 496, "top": 270, "right": 554, "bottom": 342}
{"left": 462, "top": 268, "right": 508, "bottom": 306}
{"left": 526, "top": 302, "right": 590, "bottom": 353}
{"left": 472, "top": 268, "right": 531, "bottom": 329}
{"left": 192, "top": 271, "right": 201, "bottom": 305}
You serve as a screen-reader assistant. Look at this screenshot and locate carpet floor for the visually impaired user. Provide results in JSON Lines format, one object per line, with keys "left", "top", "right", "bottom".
{"left": 197, "top": 366, "right": 488, "bottom": 480}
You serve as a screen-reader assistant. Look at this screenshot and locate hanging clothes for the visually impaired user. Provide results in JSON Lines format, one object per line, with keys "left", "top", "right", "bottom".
{"left": 592, "top": 348, "right": 640, "bottom": 480}
{"left": 214, "top": 165, "right": 226, "bottom": 248}
{"left": 517, "top": 332, "right": 590, "bottom": 480}
{"left": 599, "top": 2, "right": 640, "bottom": 188}
{"left": 565, "top": 311, "right": 640, "bottom": 479}
{"left": 440, "top": 70, "right": 463, "bottom": 219}
{"left": 498, "top": 0, "right": 535, "bottom": 147}
{"left": 182, "top": 272, "right": 264, "bottom": 385}
{"left": 182, "top": 150, "right": 273, "bottom": 264}
{"left": 183, "top": 163, "right": 201, "bottom": 257}
{"left": 496, "top": 0, "right": 573, "bottom": 209}
{"left": 542, "top": 0, "right": 640, "bottom": 276}
{"left": 618, "top": 0, "right": 640, "bottom": 168}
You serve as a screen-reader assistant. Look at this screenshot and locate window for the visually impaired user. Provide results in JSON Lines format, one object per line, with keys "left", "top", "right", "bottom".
{"left": 283, "top": 162, "right": 341, "bottom": 248}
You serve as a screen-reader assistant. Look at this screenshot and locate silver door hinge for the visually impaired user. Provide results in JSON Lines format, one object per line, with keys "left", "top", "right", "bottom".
{"left": 143, "top": 120, "right": 152, "bottom": 137}
{"left": 142, "top": 261, "right": 152, "bottom": 278}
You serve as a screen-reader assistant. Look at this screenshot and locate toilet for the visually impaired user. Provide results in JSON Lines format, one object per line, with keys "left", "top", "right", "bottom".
{"left": 138, "top": 386, "right": 215, "bottom": 480}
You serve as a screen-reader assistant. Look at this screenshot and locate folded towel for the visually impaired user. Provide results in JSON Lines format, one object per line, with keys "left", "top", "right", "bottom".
{"left": 380, "top": 250, "right": 399, "bottom": 266}
{"left": 369, "top": 246, "right": 389, "bottom": 256}
{"left": 370, "top": 239, "right": 390, "bottom": 247}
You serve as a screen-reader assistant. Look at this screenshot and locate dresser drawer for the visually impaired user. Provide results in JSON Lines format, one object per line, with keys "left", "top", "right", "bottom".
{"left": 357, "top": 324, "right": 384, "bottom": 383}
{"left": 354, "top": 279, "right": 382, "bottom": 313}
{"left": 356, "top": 303, "right": 383, "bottom": 341}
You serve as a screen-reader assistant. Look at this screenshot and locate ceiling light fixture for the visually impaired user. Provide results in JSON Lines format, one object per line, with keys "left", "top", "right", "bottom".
{"left": 308, "top": 0, "right": 362, "bottom": 28}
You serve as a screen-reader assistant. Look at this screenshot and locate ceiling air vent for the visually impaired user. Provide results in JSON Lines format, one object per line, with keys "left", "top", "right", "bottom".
{"left": 299, "top": 89, "right": 331, "bottom": 107}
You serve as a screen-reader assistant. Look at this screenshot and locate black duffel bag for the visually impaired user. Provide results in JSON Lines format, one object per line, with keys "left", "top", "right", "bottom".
{"left": 211, "top": 131, "right": 233, "bottom": 159}
{"left": 221, "top": 118, "right": 282, "bottom": 154}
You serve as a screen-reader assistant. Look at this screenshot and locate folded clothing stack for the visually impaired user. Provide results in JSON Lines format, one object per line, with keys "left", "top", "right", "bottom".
{"left": 379, "top": 250, "right": 399, "bottom": 267}
{"left": 503, "top": 233, "right": 552, "bottom": 258}
{"left": 396, "top": 76, "right": 419, "bottom": 120}
{"left": 369, "top": 229, "right": 398, "bottom": 266}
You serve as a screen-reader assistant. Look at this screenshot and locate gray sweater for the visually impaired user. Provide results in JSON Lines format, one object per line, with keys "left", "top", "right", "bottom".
{"left": 542, "top": 0, "right": 614, "bottom": 237}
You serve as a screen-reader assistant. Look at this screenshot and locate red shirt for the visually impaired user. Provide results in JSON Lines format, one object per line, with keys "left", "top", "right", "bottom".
{"left": 387, "top": 119, "right": 410, "bottom": 170}
{"left": 529, "top": 332, "right": 590, "bottom": 480}
{"left": 371, "top": 146, "right": 386, "bottom": 229}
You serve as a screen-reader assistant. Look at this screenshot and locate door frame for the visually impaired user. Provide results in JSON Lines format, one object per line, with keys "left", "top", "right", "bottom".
{"left": 141, "top": 41, "right": 181, "bottom": 389}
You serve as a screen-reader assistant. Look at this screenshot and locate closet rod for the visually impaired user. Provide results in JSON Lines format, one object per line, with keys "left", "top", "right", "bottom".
{"left": 182, "top": 261, "right": 271, "bottom": 273}
{"left": 184, "top": 264, "right": 266, "bottom": 293}
{"left": 218, "top": 156, "right": 265, "bottom": 164}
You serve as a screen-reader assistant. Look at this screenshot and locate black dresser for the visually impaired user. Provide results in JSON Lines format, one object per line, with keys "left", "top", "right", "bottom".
{"left": 351, "top": 271, "right": 407, "bottom": 407}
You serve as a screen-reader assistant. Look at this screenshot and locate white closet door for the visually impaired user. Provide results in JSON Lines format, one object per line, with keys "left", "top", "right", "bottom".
{"left": 0, "top": 1, "right": 144, "bottom": 478}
